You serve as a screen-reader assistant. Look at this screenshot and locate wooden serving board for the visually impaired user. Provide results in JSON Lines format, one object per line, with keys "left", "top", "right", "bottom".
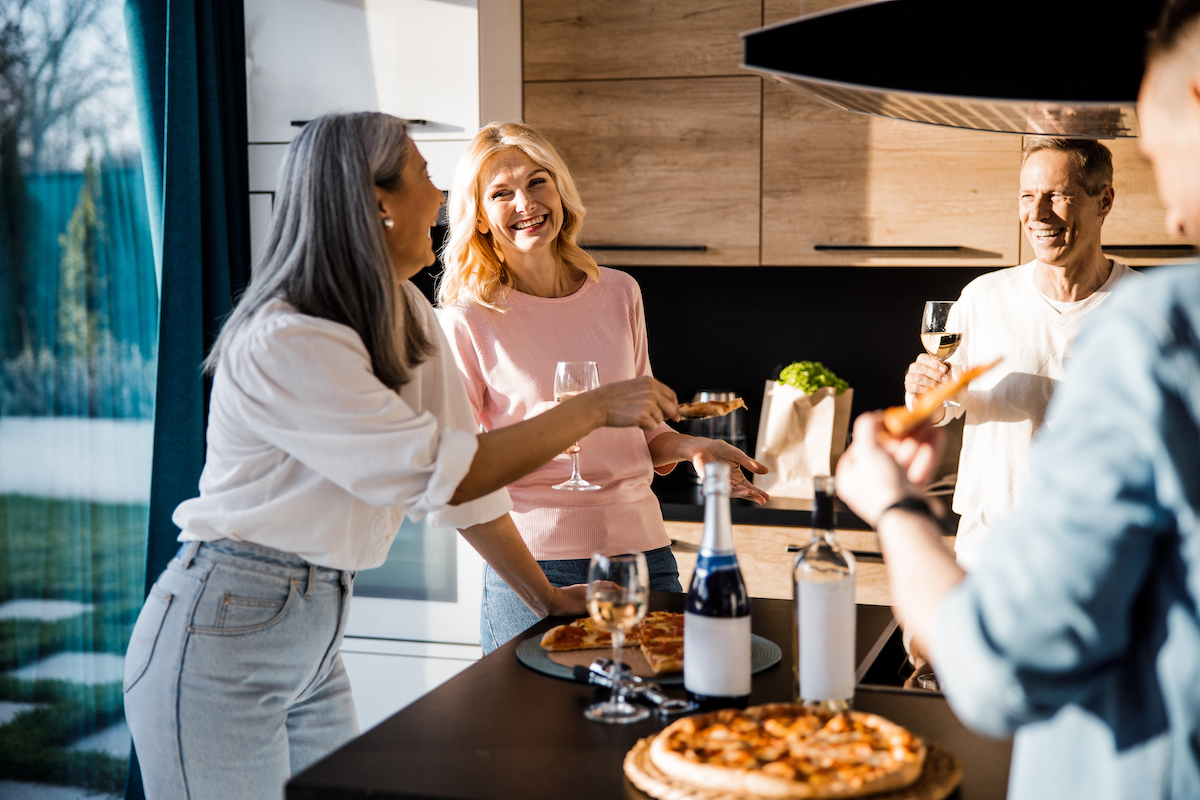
{"left": 623, "top": 736, "right": 962, "bottom": 800}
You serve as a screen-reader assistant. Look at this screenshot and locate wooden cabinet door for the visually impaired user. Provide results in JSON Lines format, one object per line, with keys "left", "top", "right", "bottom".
{"left": 764, "top": 0, "right": 868, "bottom": 25}
{"left": 523, "top": 0, "right": 761, "bottom": 81}
{"left": 1018, "top": 137, "right": 1196, "bottom": 266}
{"left": 525, "top": 77, "right": 762, "bottom": 266}
{"left": 762, "top": 82, "right": 1023, "bottom": 266}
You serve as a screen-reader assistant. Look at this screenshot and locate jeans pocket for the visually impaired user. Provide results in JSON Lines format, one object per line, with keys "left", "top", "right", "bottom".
{"left": 191, "top": 577, "right": 299, "bottom": 636}
{"left": 124, "top": 584, "right": 173, "bottom": 692}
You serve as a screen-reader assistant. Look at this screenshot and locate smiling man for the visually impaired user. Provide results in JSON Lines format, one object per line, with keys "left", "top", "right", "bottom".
{"left": 902, "top": 138, "right": 1137, "bottom": 569}
{"left": 832, "top": 0, "right": 1200, "bottom": 796}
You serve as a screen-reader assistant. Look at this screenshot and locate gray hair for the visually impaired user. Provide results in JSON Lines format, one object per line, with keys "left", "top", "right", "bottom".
{"left": 204, "top": 112, "right": 433, "bottom": 391}
{"left": 1021, "top": 137, "right": 1113, "bottom": 197}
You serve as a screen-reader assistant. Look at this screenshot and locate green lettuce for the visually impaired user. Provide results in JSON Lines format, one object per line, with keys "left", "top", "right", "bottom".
{"left": 777, "top": 361, "right": 849, "bottom": 394}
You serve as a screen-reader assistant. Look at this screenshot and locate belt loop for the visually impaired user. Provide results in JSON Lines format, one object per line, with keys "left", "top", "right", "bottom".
{"left": 180, "top": 541, "right": 201, "bottom": 569}
{"left": 305, "top": 563, "right": 318, "bottom": 600}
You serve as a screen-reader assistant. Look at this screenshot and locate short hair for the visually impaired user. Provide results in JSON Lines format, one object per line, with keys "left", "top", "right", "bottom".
{"left": 204, "top": 113, "right": 433, "bottom": 391}
{"left": 437, "top": 122, "right": 600, "bottom": 311}
{"left": 1148, "top": 0, "right": 1200, "bottom": 63}
{"left": 1020, "top": 138, "right": 1113, "bottom": 196}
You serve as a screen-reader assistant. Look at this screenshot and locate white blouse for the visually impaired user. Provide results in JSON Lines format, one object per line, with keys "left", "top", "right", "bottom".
{"left": 173, "top": 282, "right": 512, "bottom": 570}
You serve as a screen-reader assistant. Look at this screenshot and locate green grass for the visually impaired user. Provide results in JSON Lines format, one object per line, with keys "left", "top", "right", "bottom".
{"left": 0, "top": 493, "right": 148, "bottom": 794}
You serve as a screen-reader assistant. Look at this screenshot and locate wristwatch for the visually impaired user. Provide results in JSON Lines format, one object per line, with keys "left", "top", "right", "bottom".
{"left": 876, "top": 496, "right": 936, "bottom": 527}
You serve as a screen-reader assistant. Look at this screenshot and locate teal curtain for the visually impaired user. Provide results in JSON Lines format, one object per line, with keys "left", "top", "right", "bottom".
{"left": 122, "top": 1, "right": 250, "bottom": 797}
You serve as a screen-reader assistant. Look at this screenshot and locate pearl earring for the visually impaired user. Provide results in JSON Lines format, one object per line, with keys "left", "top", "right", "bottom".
{"left": 382, "top": 217, "right": 394, "bottom": 230}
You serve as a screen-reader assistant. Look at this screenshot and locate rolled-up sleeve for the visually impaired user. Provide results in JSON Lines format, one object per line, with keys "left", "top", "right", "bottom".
{"left": 226, "top": 314, "right": 477, "bottom": 516}
{"left": 930, "top": 287, "right": 1178, "bottom": 738}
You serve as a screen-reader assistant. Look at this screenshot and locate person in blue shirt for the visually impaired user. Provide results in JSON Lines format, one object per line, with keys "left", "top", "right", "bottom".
{"left": 834, "top": 1, "right": 1200, "bottom": 796}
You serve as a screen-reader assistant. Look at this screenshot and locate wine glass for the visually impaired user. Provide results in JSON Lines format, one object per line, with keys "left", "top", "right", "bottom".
{"left": 584, "top": 552, "right": 650, "bottom": 724}
{"left": 920, "top": 300, "right": 962, "bottom": 407}
{"left": 552, "top": 361, "right": 601, "bottom": 491}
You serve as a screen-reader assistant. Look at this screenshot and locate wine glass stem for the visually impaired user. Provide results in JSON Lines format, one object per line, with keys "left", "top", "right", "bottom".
{"left": 610, "top": 630, "right": 625, "bottom": 705}
{"left": 569, "top": 449, "right": 583, "bottom": 483}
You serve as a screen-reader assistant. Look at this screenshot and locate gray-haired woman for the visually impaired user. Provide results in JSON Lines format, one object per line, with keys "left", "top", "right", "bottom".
{"left": 122, "top": 112, "right": 678, "bottom": 800}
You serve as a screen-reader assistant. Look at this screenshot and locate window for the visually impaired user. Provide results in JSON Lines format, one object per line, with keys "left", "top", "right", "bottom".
{"left": 0, "top": 1, "right": 156, "bottom": 796}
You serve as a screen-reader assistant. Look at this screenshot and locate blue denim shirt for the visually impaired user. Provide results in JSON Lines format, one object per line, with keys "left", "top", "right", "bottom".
{"left": 931, "top": 264, "right": 1200, "bottom": 799}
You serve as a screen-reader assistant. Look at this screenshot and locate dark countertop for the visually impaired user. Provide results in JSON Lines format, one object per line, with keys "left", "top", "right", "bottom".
{"left": 288, "top": 595, "right": 1012, "bottom": 800}
{"left": 651, "top": 466, "right": 873, "bottom": 529}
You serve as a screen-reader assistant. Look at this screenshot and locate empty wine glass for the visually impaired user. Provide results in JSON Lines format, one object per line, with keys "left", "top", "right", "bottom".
{"left": 920, "top": 300, "right": 961, "bottom": 408}
{"left": 552, "top": 361, "right": 601, "bottom": 491}
{"left": 584, "top": 552, "right": 650, "bottom": 724}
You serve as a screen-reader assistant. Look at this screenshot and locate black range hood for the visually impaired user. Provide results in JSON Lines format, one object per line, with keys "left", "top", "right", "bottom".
{"left": 742, "top": 0, "right": 1166, "bottom": 138}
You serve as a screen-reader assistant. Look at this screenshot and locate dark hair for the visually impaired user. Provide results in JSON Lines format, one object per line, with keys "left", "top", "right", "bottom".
{"left": 205, "top": 113, "right": 433, "bottom": 391}
{"left": 1020, "top": 138, "right": 1113, "bottom": 196}
{"left": 1148, "top": 0, "right": 1200, "bottom": 62}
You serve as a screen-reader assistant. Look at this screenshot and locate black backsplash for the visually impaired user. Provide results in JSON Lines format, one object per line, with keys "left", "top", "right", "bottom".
{"left": 417, "top": 255, "right": 995, "bottom": 450}
{"left": 625, "top": 265, "right": 995, "bottom": 448}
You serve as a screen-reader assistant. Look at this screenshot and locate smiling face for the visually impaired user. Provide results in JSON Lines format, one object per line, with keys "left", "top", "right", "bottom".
{"left": 1018, "top": 149, "right": 1113, "bottom": 269}
{"left": 375, "top": 138, "right": 445, "bottom": 281}
{"left": 477, "top": 148, "right": 564, "bottom": 262}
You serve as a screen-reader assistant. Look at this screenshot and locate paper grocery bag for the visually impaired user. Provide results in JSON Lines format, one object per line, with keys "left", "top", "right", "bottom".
{"left": 752, "top": 382, "right": 853, "bottom": 499}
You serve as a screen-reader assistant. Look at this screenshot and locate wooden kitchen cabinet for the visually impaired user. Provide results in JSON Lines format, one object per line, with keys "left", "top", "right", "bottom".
{"left": 523, "top": 0, "right": 760, "bottom": 81}
{"left": 1019, "top": 136, "right": 1196, "bottom": 267}
{"left": 762, "top": 83, "right": 1023, "bottom": 266}
{"left": 764, "top": 0, "right": 866, "bottom": 25}
{"left": 524, "top": 77, "right": 762, "bottom": 266}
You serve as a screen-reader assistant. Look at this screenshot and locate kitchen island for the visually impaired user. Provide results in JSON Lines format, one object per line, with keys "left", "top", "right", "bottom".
{"left": 288, "top": 595, "right": 1012, "bottom": 800}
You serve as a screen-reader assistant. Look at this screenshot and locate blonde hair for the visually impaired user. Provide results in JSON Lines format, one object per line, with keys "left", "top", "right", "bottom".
{"left": 437, "top": 122, "right": 600, "bottom": 310}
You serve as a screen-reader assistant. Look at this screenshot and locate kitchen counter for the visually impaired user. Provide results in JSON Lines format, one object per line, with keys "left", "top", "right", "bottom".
{"left": 651, "top": 467, "right": 874, "bottom": 529}
{"left": 287, "top": 595, "right": 1012, "bottom": 800}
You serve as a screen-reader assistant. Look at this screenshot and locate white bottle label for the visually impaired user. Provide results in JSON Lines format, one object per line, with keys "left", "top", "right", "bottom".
{"left": 797, "top": 578, "right": 856, "bottom": 702}
{"left": 684, "top": 612, "right": 752, "bottom": 697}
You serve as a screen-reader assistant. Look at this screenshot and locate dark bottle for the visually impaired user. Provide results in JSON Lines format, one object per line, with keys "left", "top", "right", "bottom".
{"left": 684, "top": 462, "right": 752, "bottom": 710}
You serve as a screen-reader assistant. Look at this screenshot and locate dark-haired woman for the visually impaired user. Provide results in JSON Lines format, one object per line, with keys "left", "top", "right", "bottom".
{"left": 122, "top": 113, "right": 677, "bottom": 800}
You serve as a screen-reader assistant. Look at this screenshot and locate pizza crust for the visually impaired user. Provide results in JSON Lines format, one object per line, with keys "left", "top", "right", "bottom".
{"left": 648, "top": 704, "right": 926, "bottom": 799}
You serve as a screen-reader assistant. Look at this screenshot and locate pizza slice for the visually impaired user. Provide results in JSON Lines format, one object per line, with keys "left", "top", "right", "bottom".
{"left": 641, "top": 637, "right": 685, "bottom": 674}
{"left": 540, "top": 616, "right": 614, "bottom": 651}
{"left": 677, "top": 397, "right": 746, "bottom": 419}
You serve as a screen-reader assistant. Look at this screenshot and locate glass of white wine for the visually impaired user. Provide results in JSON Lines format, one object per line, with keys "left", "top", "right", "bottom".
{"left": 552, "top": 361, "right": 601, "bottom": 491}
{"left": 920, "top": 300, "right": 962, "bottom": 408}
{"left": 584, "top": 552, "right": 650, "bottom": 724}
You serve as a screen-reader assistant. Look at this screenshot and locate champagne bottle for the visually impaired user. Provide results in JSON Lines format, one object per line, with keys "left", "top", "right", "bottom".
{"left": 684, "top": 461, "right": 752, "bottom": 710}
{"left": 793, "top": 475, "right": 857, "bottom": 710}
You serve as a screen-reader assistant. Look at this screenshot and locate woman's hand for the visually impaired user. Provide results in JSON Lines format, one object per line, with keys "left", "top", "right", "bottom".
{"left": 546, "top": 584, "right": 588, "bottom": 617}
{"left": 582, "top": 376, "right": 678, "bottom": 431}
{"left": 689, "top": 438, "right": 770, "bottom": 505}
{"left": 835, "top": 412, "right": 942, "bottom": 526}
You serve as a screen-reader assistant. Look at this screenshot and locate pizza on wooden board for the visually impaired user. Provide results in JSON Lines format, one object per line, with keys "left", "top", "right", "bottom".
{"left": 540, "top": 611, "right": 685, "bottom": 674}
{"left": 647, "top": 703, "right": 927, "bottom": 799}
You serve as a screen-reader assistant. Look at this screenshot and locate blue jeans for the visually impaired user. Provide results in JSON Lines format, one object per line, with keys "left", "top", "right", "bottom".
{"left": 123, "top": 540, "right": 357, "bottom": 800}
{"left": 480, "top": 545, "right": 682, "bottom": 654}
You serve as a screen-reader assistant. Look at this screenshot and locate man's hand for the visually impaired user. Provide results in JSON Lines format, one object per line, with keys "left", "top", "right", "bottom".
{"left": 904, "top": 353, "right": 952, "bottom": 397}
{"left": 835, "top": 412, "right": 943, "bottom": 526}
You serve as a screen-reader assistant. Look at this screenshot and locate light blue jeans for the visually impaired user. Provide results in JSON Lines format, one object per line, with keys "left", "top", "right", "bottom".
{"left": 480, "top": 545, "right": 682, "bottom": 654}
{"left": 123, "top": 539, "right": 358, "bottom": 800}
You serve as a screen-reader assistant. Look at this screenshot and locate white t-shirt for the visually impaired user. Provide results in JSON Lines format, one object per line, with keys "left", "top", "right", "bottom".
{"left": 920, "top": 260, "right": 1136, "bottom": 569}
{"left": 173, "top": 282, "right": 512, "bottom": 570}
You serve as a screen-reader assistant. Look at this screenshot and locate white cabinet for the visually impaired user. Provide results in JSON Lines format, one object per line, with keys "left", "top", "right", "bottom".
{"left": 244, "top": 0, "right": 483, "bottom": 264}
{"left": 244, "top": 0, "right": 479, "bottom": 144}
{"left": 340, "top": 639, "right": 480, "bottom": 731}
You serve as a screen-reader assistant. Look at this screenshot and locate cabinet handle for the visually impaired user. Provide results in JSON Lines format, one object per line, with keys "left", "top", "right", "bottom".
{"left": 814, "top": 244, "right": 966, "bottom": 252}
{"left": 290, "top": 118, "right": 429, "bottom": 127}
{"left": 1102, "top": 244, "right": 1196, "bottom": 256}
{"left": 585, "top": 244, "right": 707, "bottom": 252}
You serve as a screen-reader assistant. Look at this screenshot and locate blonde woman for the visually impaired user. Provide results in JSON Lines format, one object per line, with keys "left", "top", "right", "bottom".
{"left": 123, "top": 114, "right": 679, "bottom": 799}
{"left": 438, "top": 122, "right": 768, "bottom": 653}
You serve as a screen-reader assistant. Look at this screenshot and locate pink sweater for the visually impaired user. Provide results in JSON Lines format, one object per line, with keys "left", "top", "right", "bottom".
{"left": 439, "top": 268, "right": 674, "bottom": 560}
